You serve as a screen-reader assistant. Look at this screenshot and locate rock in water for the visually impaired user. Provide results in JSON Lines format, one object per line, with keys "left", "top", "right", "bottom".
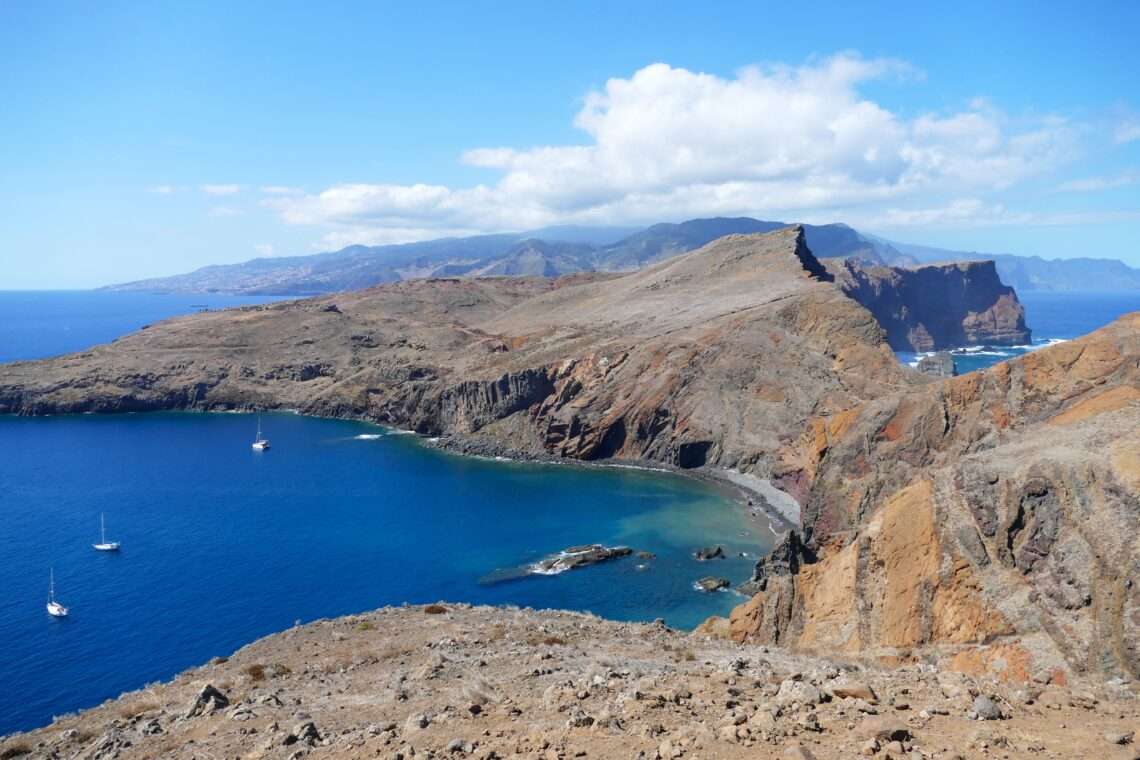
{"left": 916, "top": 351, "right": 957, "bottom": 377}
{"left": 695, "top": 577, "right": 730, "bottom": 592}
{"left": 694, "top": 545, "right": 726, "bottom": 561}
{"left": 532, "top": 544, "right": 633, "bottom": 574}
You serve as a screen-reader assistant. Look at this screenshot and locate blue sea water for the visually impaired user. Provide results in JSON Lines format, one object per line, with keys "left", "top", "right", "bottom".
{"left": 897, "top": 290, "right": 1140, "bottom": 373}
{"left": 0, "top": 290, "right": 287, "bottom": 363}
{"left": 0, "top": 413, "right": 764, "bottom": 735}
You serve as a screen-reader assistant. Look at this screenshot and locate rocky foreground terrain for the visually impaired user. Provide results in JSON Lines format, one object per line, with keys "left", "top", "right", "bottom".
{"left": 3, "top": 605, "right": 1137, "bottom": 760}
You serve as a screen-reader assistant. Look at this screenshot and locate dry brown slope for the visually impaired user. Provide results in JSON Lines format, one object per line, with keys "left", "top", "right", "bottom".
{"left": 4, "top": 604, "right": 1137, "bottom": 760}
{"left": 0, "top": 227, "right": 918, "bottom": 475}
{"left": 731, "top": 313, "right": 1140, "bottom": 685}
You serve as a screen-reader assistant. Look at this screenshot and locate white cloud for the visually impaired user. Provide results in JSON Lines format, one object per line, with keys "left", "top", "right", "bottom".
{"left": 271, "top": 55, "right": 1080, "bottom": 243}
{"left": 254, "top": 243, "right": 274, "bottom": 256}
{"left": 1057, "top": 170, "right": 1140, "bottom": 192}
{"left": 208, "top": 206, "right": 241, "bottom": 217}
{"left": 201, "top": 184, "right": 241, "bottom": 196}
{"left": 859, "top": 198, "right": 1140, "bottom": 229}
{"left": 148, "top": 184, "right": 177, "bottom": 195}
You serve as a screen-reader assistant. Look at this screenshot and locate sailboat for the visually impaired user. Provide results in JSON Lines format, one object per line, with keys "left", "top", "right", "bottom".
{"left": 252, "top": 414, "right": 270, "bottom": 450}
{"left": 47, "top": 568, "right": 69, "bottom": 617}
{"left": 93, "top": 512, "right": 120, "bottom": 551}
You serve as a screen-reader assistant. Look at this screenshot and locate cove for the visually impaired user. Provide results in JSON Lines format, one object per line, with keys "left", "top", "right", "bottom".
{"left": 0, "top": 411, "right": 768, "bottom": 734}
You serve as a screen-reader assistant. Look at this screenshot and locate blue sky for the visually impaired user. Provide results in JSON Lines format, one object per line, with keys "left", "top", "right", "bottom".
{"left": 2, "top": 1, "right": 1139, "bottom": 287}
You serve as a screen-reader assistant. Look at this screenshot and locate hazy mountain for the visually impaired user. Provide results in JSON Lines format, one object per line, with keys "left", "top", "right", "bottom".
{"left": 882, "top": 239, "right": 1140, "bottom": 291}
{"left": 105, "top": 216, "right": 1139, "bottom": 294}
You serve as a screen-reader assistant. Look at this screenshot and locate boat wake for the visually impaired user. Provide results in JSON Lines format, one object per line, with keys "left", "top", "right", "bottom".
{"left": 354, "top": 433, "right": 384, "bottom": 440}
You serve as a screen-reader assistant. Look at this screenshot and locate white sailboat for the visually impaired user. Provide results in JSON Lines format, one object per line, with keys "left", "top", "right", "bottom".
{"left": 252, "top": 414, "right": 270, "bottom": 450}
{"left": 47, "top": 568, "right": 68, "bottom": 617}
{"left": 93, "top": 512, "right": 120, "bottom": 551}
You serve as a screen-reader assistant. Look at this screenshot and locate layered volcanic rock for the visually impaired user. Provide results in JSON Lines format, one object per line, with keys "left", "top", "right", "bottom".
{"left": 730, "top": 314, "right": 1140, "bottom": 684}
{"left": 0, "top": 227, "right": 918, "bottom": 477}
{"left": 829, "top": 258, "right": 1030, "bottom": 351}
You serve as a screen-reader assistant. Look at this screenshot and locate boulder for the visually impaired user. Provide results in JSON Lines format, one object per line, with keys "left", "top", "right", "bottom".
{"left": 184, "top": 684, "right": 229, "bottom": 719}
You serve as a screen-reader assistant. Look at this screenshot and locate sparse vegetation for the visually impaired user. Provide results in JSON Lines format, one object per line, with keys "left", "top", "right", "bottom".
{"left": 423, "top": 604, "right": 448, "bottom": 615}
{"left": 356, "top": 621, "right": 375, "bottom": 631}
{"left": 0, "top": 744, "right": 32, "bottom": 759}
{"left": 242, "top": 664, "right": 266, "bottom": 682}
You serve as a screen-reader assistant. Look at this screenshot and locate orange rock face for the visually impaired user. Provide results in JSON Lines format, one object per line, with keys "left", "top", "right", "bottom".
{"left": 731, "top": 316, "right": 1140, "bottom": 683}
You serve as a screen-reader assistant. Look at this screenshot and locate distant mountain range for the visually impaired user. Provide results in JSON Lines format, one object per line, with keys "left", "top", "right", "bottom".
{"left": 105, "top": 217, "right": 1140, "bottom": 294}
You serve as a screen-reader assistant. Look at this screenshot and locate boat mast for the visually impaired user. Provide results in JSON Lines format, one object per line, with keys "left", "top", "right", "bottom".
{"left": 100, "top": 513, "right": 106, "bottom": 544}
{"left": 49, "top": 568, "right": 54, "bottom": 603}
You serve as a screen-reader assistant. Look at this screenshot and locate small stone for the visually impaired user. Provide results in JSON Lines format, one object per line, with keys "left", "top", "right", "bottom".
{"left": 860, "top": 738, "right": 879, "bottom": 756}
{"left": 972, "top": 695, "right": 1003, "bottom": 721}
{"left": 1106, "top": 731, "right": 1135, "bottom": 745}
{"left": 885, "top": 740, "right": 905, "bottom": 754}
{"left": 858, "top": 715, "right": 911, "bottom": 742}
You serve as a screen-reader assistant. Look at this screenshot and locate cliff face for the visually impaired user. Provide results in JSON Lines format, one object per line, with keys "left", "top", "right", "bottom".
{"left": 730, "top": 314, "right": 1140, "bottom": 685}
{"left": 829, "top": 259, "right": 1030, "bottom": 351}
{"left": 0, "top": 228, "right": 917, "bottom": 479}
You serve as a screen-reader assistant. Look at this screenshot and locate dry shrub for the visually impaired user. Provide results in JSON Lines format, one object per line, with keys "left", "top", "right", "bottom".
{"left": 0, "top": 744, "right": 32, "bottom": 759}
{"left": 243, "top": 664, "right": 266, "bottom": 682}
{"left": 525, "top": 633, "right": 566, "bottom": 647}
{"left": 423, "top": 604, "right": 448, "bottom": 615}
{"left": 356, "top": 621, "right": 375, "bottom": 631}
{"left": 118, "top": 700, "right": 159, "bottom": 720}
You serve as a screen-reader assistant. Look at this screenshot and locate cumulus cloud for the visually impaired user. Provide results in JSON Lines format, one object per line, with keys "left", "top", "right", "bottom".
{"left": 208, "top": 205, "right": 241, "bottom": 217}
{"left": 254, "top": 243, "right": 274, "bottom": 256}
{"left": 271, "top": 55, "right": 1080, "bottom": 244}
{"left": 201, "top": 184, "right": 241, "bottom": 196}
{"left": 148, "top": 184, "right": 177, "bottom": 194}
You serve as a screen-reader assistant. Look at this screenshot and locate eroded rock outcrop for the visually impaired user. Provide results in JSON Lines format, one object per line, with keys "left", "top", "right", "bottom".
{"left": 730, "top": 315, "right": 1140, "bottom": 684}
{"left": 829, "top": 259, "right": 1030, "bottom": 351}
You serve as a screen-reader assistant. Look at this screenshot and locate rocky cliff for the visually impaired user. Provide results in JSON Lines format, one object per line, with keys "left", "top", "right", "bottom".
{"left": 0, "top": 228, "right": 917, "bottom": 481}
{"left": 729, "top": 313, "right": 1140, "bottom": 686}
{"left": 828, "top": 259, "right": 1030, "bottom": 351}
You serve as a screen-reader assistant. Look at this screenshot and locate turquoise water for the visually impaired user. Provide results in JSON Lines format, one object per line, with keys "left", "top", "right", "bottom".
{"left": 0, "top": 412, "right": 764, "bottom": 735}
{"left": 897, "top": 290, "right": 1140, "bottom": 373}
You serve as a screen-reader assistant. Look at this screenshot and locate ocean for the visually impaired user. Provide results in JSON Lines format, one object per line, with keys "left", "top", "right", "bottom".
{"left": 1, "top": 287, "right": 1138, "bottom": 735}
{"left": 896, "top": 290, "right": 1140, "bottom": 373}
{"left": 0, "top": 291, "right": 768, "bottom": 735}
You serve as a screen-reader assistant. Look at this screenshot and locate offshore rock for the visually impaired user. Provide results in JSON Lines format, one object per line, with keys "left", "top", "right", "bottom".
{"left": 829, "top": 258, "right": 1030, "bottom": 351}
